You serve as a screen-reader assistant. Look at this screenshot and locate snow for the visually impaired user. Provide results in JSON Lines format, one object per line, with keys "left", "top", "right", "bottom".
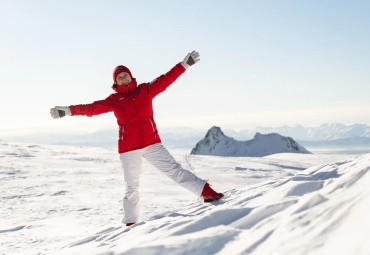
{"left": 1, "top": 140, "right": 370, "bottom": 255}
{"left": 191, "top": 126, "right": 310, "bottom": 156}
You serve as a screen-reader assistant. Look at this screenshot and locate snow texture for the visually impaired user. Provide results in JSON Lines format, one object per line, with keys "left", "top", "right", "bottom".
{"left": 1, "top": 141, "right": 370, "bottom": 255}
{"left": 191, "top": 126, "right": 311, "bottom": 157}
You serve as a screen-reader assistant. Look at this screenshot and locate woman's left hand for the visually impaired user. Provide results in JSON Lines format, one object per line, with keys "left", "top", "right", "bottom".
{"left": 181, "top": 51, "right": 200, "bottom": 69}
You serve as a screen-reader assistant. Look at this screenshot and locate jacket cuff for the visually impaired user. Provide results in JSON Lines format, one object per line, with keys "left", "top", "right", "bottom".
{"left": 69, "top": 105, "right": 77, "bottom": 116}
{"left": 180, "top": 62, "right": 188, "bottom": 70}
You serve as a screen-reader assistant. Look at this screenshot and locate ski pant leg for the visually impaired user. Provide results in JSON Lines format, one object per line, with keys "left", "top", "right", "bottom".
{"left": 119, "top": 149, "right": 143, "bottom": 223}
{"left": 143, "top": 143, "right": 206, "bottom": 196}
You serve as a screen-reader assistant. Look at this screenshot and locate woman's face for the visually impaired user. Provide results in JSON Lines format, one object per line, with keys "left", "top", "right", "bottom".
{"left": 116, "top": 72, "right": 132, "bottom": 86}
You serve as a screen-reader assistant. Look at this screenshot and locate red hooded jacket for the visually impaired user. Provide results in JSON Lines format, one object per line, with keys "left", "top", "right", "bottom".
{"left": 69, "top": 62, "right": 186, "bottom": 154}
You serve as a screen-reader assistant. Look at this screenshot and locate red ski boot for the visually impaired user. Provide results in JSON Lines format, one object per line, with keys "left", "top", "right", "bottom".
{"left": 126, "top": 223, "right": 135, "bottom": 227}
{"left": 201, "top": 183, "right": 224, "bottom": 203}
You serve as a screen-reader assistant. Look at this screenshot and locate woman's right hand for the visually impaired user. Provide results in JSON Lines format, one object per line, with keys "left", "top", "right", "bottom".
{"left": 50, "top": 106, "right": 71, "bottom": 119}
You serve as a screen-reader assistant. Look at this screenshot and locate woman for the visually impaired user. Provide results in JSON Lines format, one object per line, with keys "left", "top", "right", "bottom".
{"left": 50, "top": 51, "right": 223, "bottom": 226}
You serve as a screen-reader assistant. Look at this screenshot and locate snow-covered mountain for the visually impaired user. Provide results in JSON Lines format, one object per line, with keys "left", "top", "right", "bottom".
{"left": 2, "top": 127, "right": 205, "bottom": 149}
{"left": 301, "top": 136, "right": 370, "bottom": 147}
{"left": 226, "top": 123, "right": 370, "bottom": 141}
{"left": 191, "top": 126, "right": 311, "bottom": 157}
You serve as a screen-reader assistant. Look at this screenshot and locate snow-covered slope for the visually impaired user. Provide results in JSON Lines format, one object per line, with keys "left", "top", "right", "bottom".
{"left": 191, "top": 126, "right": 311, "bottom": 157}
{"left": 2, "top": 140, "right": 370, "bottom": 255}
{"left": 62, "top": 153, "right": 370, "bottom": 255}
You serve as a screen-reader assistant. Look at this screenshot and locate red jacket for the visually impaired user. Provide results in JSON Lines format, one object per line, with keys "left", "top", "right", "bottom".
{"left": 70, "top": 63, "right": 186, "bottom": 153}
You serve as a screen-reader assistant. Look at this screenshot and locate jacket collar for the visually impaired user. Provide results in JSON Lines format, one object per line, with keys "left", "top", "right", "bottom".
{"left": 112, "top": 78, "right": 137, "bottom": 95}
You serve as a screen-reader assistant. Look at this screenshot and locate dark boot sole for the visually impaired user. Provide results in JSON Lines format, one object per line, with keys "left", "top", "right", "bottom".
{"left": 204, "top": 194, "right": 224, "bottom": 203}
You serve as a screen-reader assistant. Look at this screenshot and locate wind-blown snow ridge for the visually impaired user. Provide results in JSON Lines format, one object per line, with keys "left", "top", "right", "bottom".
{"left": 191, "top": 126, "right": 311, "bottom": 157}
{"left": 62, "top": 154, "right": 370, "bottom": 255}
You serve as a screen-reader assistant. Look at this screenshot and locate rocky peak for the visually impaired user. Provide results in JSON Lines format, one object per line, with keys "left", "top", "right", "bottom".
{"left": 191, "top": 127, "right": 311, "bottom": 157}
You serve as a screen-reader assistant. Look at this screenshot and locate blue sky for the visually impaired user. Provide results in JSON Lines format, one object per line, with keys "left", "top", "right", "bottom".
{"left": 1, "top": 0, "right": 369, "bottom": 136}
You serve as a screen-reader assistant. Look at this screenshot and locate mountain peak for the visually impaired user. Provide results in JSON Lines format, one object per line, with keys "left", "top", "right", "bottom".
{"left": 191, "top": 127, "right": 311, "bottom": 157}
{"left": 205, "top": 126, "right": 226, "bottom": 139}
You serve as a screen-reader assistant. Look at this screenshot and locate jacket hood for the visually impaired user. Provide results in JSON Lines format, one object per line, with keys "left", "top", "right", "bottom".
{"left": 112, "top": 78, "right": 137, "bottom": 95}
{"left": 113, "top": 65, "right": 132, "bottom": 83}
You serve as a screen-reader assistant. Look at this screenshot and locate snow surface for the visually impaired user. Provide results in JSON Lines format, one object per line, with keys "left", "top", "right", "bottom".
{"left": 191, "top": 126, "right": 310, "bottom": 157}
{"left": 1, "top": 140, "right": 370, "bottom": 255}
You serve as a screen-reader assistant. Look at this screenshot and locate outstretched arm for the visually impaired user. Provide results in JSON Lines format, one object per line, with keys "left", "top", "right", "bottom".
{"left": 50, "top": 97, "right": 113, "bottom": 119}
{"left": 148, "top": 51, "right": 200, "bottom": 99}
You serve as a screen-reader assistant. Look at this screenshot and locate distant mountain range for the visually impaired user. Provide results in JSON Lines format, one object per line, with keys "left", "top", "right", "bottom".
{"left": 191, "top": 126, "right": 311, "bottom": 157}
{"left": 224, "top": 123, "right": 370, "bottom": 141}
{"left": 3, "top": 123, "right": 370, "bottom": 149}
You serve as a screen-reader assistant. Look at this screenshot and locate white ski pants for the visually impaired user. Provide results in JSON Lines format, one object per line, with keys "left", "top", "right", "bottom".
{"left": 119, "top": 143, "right": 206, "bottom": 223}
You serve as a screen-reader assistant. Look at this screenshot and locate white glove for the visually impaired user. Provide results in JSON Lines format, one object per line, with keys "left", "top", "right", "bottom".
{"left": 181, "top": 50, "right": 200, "bottom": 69}
{"left": 50, "top": 106, "right": 71, "bottom": 119}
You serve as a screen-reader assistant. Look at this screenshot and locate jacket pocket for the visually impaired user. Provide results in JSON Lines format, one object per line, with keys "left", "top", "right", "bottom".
{"left": 148, "top": 118, "right": 157, "bottom": 138}
{"left": 120, "top": 124, "right": 126, "bottom": 141}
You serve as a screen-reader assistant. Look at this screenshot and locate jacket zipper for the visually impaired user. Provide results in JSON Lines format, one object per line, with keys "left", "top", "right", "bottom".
{"left": 131, "top": 95, "right": 144, "bottom": 147}
{"left": 121, "top": 125, "right": 125, "bottom": 141}
{"left": 149, "top": 118, "right": 157, "bottom": 138}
